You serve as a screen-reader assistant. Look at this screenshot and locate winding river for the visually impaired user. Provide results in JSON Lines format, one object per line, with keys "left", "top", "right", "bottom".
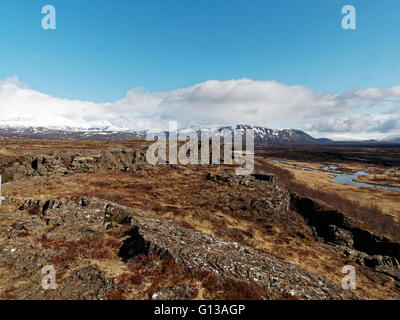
{"left": 268, "top": 160, "right": 400, "bottom": 192}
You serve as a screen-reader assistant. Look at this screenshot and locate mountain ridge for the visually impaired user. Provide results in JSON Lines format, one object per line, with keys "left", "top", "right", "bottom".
{"left": 0, "top": 124, "right": 329, "bottom": 145}
{"left": 382, "top": 135, "right": 400, "bottom": 142}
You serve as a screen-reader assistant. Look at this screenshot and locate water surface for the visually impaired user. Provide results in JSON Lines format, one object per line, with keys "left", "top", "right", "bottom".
{"left": 268, "top": 160, "right": 400, "bottom": 192}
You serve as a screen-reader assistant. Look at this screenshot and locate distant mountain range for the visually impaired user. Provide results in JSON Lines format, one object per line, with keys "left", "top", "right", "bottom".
{"left": 383, "top": 135, "right": 400, "bottom": 142}
{"left": 0, "top": 125, "right": 140, "bottom": 141}
{"left": 0, "top": 124, "right": 332, "bottom": 145}
{"left": 177, "top": 125, "right": 326, "bottom": 145}
{"left": 1, "top": 124, "right": 399, "bottom": 145}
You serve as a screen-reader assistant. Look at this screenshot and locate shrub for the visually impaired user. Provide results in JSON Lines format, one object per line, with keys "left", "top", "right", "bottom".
{"left": 2, "top": 172, "right": 14, "bottom": 183}
{"left": 195, "top": 270, "right": 267, "bottom": 300}
{"left": 105, "top": 211, "right": 140, "bottom": 225}
{"left": 192, "top": 210, "right": 208, "bottom": 222}
{"left": 41, "top": 235, "right": 121, "bottom": 275}
{"left": 221, "top": 279, "right": 266, "bottom": 300}
{"left": 27, "top": 205, "right": 41, "bottom": 216}
{"left": 0, "top": 286, "right": 17, "bottom": 300}
{"left": 107, "top": 289, "right": 126, "bottom": 300}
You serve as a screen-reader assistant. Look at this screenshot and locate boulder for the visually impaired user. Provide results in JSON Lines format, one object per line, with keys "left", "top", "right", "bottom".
{"left": 326, "top": 225, "right": 354, "bottom": 247}
{"left": 363, "top": 255, "right": 400, "bottom": 268}
{"left": 252, "top": 172, "right": 278, "bottom": 184}
{"left": 152, "top": 283, "right": 197, "bottom": 300}
{"left": 40, "top": 264, "right": 115, "bottom": 300}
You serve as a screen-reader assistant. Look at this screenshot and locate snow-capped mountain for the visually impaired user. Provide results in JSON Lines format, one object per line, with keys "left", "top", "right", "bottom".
{"left": 215, "top": 125, "right": 319, "bottom": 145}
{"left": 139, "top": 124, "right": 324, "bottom": 145}
{"left": 382, "top": 135, "right": 400, "bottom": 142}
{"left": 0, "top": 124, "right": 326, "bottom": 145}
{"left": 0, "top": 125, "right": 140, "bottom": 141}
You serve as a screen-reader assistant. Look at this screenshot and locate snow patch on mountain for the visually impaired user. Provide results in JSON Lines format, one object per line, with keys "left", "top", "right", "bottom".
{"left": 0, "top": 123, "right": 328, "bottom": 145}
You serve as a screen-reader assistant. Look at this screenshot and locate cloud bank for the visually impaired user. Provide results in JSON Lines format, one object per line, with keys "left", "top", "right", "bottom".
{"left": 0, "top": 76, "right": 399, "bottom": 140}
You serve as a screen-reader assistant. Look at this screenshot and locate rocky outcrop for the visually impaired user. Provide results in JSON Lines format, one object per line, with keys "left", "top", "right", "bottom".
{"left": 39, "top": 264, "right": 115, "bottom": 300}
{"left": 0, "top": 147, "right": 149, "bottom": 181}
{"left": 152, "top": 283, "right": 198, "bottom": 300}
{"left": 4, "top": 197, "right": 357, "bottom": 300}
{"left": 290, "top": 193, "right": 400, "bottom": 275}
{"left": 252, "top": 172, "right": 278, "bottom": 184}
{"left": 351, "top": 228, "right": 400, "bottom": 263}
{"left": 206, "top": 171, "right": 278, "bottom": 187}
{"left": 102, "top": 202, "right": 356, "bottom": 300}
{"left": 326, "top": 225, "right": 354, "bottom": 247}
{"left": 289, "top": 194, "right": 352, "bottom": 237}
{"left": 363, "top": 255, "right": 399, "bottom": 268}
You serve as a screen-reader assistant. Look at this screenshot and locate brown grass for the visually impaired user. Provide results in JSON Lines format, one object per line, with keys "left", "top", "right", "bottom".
{"left": 0, "top": 286, "right": 17, "bottom": 300}
{"left": 2, "top": 139, "right": 399, "bottom": 300}
{"left": 107, "top": 251, "right": 267, "bottom": 300}
{"left": 196, "top": 270, "right": 267, "bottom": 300}
{"left": 358, "top": 171, "right": 400, "bottom": 188}
{"left": 40, "top": 235, "right": 121, "bottom": 276}
{"left": 257, "top": 161, "right": 400, "bottom": 241}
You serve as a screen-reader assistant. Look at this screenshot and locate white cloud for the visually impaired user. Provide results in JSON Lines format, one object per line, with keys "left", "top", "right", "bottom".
{"left": 0, "top": 77, "right": 113, "bottom": 129}
{"left": 306, "top": 114, "right": 400, "bottom": 140}
{"left": 1, "top": 76, "right": 400, "bottom": 139}
{"left": 308, "top": 114, "right": 400, "bottom": 133}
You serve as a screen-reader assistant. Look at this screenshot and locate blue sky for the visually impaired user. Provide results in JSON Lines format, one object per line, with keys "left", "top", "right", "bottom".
{"left": 0, "top": 0, "right": 399, "bottom": 139}
{"left": 0, "top": 0, "right": 399, "bottom": 101}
